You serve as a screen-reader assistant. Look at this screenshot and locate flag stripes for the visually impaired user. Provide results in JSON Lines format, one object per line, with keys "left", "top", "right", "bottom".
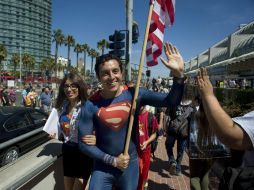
{"left": 146, "top": 0, "right": 175, "bottom": 67}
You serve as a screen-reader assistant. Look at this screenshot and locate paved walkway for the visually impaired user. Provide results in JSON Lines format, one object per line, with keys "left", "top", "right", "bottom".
{"left": 148, "top": 137, "right": 190, "bottom": 190}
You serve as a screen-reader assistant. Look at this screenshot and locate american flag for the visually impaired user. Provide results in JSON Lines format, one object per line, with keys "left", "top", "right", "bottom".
{"left": 146, "top": 0, "right": 175, "bottom": 67}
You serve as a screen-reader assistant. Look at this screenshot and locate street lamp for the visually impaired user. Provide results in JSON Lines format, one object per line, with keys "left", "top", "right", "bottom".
{"left": 19, "top": 46, "right": 22, "bottom": 90}
{"left": 126, "top": 0, "right": 133, "bottom": 82}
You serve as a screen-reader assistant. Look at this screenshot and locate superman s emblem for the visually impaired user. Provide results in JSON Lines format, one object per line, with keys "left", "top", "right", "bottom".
{"left": 97, "top": 101, "right": 131, "bottom": 131}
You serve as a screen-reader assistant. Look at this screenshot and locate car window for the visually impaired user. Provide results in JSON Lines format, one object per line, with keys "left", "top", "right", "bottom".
{"left": 4, "top": 113, "right": 30, "bottom": 132}
{"left": 29, "top": 110, "right": 47, "bottom": 125}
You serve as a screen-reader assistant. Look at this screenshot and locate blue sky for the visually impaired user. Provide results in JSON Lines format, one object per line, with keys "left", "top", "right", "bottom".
{"left": 52, "top": 0, "right": 254, "bottom": 78}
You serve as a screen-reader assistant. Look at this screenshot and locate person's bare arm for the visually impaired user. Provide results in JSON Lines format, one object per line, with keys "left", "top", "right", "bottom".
{"left": 140, "top": 133, "right": 157, "bottom": 151}
{"left": 197, "top": 68, "right": 252, "bottom": 150}
{"left": 159, "top": 111, "right": 164, "bottom": 129}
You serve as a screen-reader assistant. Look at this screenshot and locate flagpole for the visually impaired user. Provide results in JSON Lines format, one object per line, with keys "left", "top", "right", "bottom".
{"left": 124, "top": 2, "right": 154, "bottom": 155}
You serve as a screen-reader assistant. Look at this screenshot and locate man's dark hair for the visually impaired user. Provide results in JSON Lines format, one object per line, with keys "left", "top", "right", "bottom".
{"left": 95, "top": 54, "right": 123, "bottom": 77}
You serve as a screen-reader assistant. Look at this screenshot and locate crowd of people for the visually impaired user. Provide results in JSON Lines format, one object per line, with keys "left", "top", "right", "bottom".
{"left": 0, "top": 83, "right": 56, "bottom": 113}
{"left": 1, "top": 42, "right": 253, "bottom": 190}
{"left": 215, "top": 78, "right": 251, "bottom": 89}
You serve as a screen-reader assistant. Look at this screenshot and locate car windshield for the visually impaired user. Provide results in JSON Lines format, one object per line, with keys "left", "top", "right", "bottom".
{"left": 0, "top": 107, "right": 29, "bottom": 123}
{"left": 0, "top": 107, "right": 21, "bottom": 115}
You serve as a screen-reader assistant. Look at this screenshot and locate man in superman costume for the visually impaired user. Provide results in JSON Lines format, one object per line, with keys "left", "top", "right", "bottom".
{"left": 78, "top": 43, "right": 185, "bottom": 190}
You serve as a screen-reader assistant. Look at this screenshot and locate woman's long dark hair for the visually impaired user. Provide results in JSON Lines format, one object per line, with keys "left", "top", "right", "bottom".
{"left": 195, "top": 101, "right": 215, "bottom": 147}
{"left": 55, "top": 72, "right": 88, "bottom": 110}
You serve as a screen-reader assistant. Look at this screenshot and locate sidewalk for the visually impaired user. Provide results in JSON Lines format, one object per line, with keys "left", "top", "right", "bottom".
{"left": 148, "top": 137, "right": 190, "bottom": 190}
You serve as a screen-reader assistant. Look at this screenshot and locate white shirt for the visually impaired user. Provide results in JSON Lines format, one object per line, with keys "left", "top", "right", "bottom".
{"left": 233, "top": 111, "right": 254, "bottom": 166}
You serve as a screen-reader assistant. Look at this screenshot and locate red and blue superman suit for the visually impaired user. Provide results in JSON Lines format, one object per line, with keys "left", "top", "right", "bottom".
{"left": 78, "top": 78, "right": 184, "bottom": 190}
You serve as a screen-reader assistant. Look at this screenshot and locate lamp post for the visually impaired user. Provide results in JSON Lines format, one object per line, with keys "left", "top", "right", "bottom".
{"left": 19, "top": 46, "right": 22, "bottom": 90}
{"left": 126, "top": 0, "right": 133, "bottom": 82}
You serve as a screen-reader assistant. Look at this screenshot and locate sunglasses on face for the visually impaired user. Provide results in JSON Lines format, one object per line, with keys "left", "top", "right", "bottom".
{"left": 64, "top": 83, "right": 78, "bottom": 90}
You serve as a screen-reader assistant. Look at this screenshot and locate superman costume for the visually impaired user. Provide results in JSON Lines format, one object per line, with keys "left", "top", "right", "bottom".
{"left": 78, "top": 78, "right": 184, "bottom": 190}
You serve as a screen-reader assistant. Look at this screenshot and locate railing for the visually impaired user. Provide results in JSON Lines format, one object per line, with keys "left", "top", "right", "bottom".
{"left": 0, "top": 128, "right": 43, "bottom": 151}
{"left": 0, "top": 139, "right": 64, "bottom": 190}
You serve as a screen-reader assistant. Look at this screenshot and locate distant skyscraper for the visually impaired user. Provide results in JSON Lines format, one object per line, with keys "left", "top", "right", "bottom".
{"left": 0, "top": 0, "right": 52, "bottom": 73}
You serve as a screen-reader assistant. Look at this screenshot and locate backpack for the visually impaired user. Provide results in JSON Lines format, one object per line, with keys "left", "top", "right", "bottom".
{"left": 24, "top": 95, "right": 32, "bottom": 106}
{"left": 147, "top": 112, "right": 158, "bottom": 158}
{"left": 166, "top": 106, "right": 193, "bottom": 138}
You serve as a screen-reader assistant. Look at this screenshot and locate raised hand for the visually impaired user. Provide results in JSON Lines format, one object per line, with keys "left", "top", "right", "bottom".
{"left": 160, "top": 43, "right": 184, "bottom": 78}
{"left": 197, "top": 67, "right": 214, "bottom": 97}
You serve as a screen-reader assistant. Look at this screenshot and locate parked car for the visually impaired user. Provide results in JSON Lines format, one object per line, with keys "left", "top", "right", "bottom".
{"left": 0, "top": 106, "right": 50, "bottom": 166}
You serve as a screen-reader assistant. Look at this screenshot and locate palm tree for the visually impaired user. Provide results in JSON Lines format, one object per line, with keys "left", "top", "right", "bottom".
{"left": 79, "top": 44, "right": 89, "bottom": 80}
{"left": 22, "top": 53, "right": 36, "bottom": 79}
{"left": 0, "top": 45, "right": 7, "bottom": 78}
{"left": 27, "top": 56, "right": 35, "bottom": 78}
{"left": 40, "top": 58, "right": 50, "bottom": 84}
{"left": 88, "top": 48, "right": 99, "bottom": 77}
{"left": 48, "top": 57, "right": 57, "bottom": 79}
{"left": 64, "top": 35, "right": 75, "bottom": 69}
{"left": 74, "top": 43, "right": 82, "bottom": 69}
{"left": 56, "top": 62, "right": 65, "bottom": 78}
{"left": 52, "top": 29, "right": 64, "bottom": 77}
{"left": 11, "top": 53, "right": 20, "bottom": 75}
{"left": 82, "top": 43, "right": 90, "bottom": 77}
{"left": 22, "top": 53, "right": 31, "bottom": 78}
{"left": 97, "top": 39, "right": 109, "bottom": 55}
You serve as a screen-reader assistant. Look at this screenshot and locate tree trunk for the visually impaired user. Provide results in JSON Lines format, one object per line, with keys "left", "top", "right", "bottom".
{"left": 55, "top": 43, "right": 58, "bottom": 78}
{"left": 91, "top": 57, "right": 94, "bottom": 77}
{"left": 0, "top": 60, "right": 2, "bottom": 80}
{"left": 76, "top": 52, "right": 79, "bottom": 68}
{"left": 26, "top": 66, "right": 28, "bottom": 79}
{"left": 14, "top": 65, "right": 17, "bottom": 75}
{"left": 84, "top": 52, "right": 86, "bottom": 76}
{"left": 68, "top": 46, "right": 70, "bottom": 69}
{"left": 55, "top": 44, "right": 58, "bottom": 65}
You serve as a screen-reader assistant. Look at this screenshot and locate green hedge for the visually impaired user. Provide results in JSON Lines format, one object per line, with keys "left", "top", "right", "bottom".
{"left": 235, "top": 89, "right": 254, "bottom": 104}
{"left": 186, "top": 85, "right": 254, "bottom": 117}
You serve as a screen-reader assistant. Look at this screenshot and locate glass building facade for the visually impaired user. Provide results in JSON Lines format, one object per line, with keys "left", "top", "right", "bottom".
{"left": 0, "top": 0, "right": 51, "bottom": 73}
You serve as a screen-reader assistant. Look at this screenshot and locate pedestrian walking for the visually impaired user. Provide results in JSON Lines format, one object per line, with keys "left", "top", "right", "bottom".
{"left": 40, "top": 87, "right": 52, "bottom": 113}
{"left": 137, "top": 106, "right": 160, "bottom": 190}
{"left": 8, "top": 87, "right": 16, "bottom": 106}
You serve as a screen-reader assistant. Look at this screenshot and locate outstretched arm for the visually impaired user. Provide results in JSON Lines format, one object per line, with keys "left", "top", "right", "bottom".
{"left": 197, "top": 68, "right": 252, "bottom": 150}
